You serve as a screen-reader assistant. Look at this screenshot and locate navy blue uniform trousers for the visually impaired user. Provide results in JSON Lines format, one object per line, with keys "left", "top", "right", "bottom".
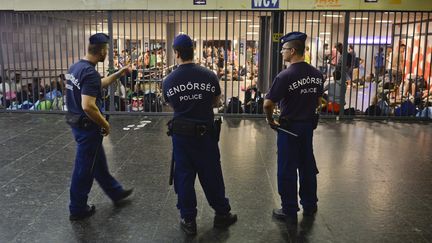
{"left": 277, "top": 122, "right": 318, "bottom": 215}
{"left": 70, "top": 127, "right": 123, "bottom": 215}
{"left": 172, "top": 133, "right": 230, "bottom": 221}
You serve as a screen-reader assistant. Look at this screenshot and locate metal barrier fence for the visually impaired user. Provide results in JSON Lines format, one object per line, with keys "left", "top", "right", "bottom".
{"left": 0, "top": 10, "right": 431, "bottom": 119}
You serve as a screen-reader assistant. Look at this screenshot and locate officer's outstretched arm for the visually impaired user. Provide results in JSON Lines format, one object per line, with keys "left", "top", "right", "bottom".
{"left": 82, "top": 94, "right": 110, "bottom": 133}
{"left": 101, "top": 65, "right": 131, "bottom": 88}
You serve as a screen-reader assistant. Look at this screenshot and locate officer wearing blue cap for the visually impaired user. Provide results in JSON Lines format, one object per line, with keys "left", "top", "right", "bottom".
{"left": 163, "top": 34, "right": 237, "bottom": 235}
{"left": 65, "top": 33, "right": 133, "bottom": 220}
{"left": 263, "top": 31, "right": 323, "bottom": 225}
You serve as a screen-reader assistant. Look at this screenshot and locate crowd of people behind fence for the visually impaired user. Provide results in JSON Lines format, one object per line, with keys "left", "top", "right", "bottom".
{"left": 0, "top": 39, "right": 431, "bottom": 118}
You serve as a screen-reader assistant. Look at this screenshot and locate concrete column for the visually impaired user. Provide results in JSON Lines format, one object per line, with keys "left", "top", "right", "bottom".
{"left": 257, "top": 16, "right": 272, "bottom": 93}
{"left": 166, "top": 23, "right": 180, "bottom": 67}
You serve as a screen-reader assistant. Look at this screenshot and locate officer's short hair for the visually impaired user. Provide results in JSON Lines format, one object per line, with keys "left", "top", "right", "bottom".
{"left": 288, "top": 40, "right": 305, "bottom": 56}
{"left": 88, "top": 43, "right": 107, "bottom": 55}
{"left": 174, "top": 47, "right": 194, "bottom": 61}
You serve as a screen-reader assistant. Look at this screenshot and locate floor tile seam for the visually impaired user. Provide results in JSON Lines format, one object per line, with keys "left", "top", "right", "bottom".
{"left": 0, "top": 129, "right": 70, "bottom": 170}
{"left": 150, "top": 184, "right": 174, "bottom": 241}
{"left": 0, "top": 127, "right": 34, "bottom": 144}
{"left": 1, "top": 139, "right": 74, "bottom": 189}
{"left": 9, "top": 188, "right": 69, "bottom": 242}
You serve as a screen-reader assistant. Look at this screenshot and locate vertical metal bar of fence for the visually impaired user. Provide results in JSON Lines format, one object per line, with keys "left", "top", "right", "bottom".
{"left": 339, "top": 11, "right": 350, "bottom": 117}
{"left": 16, "top": 13, "right": 24, "bottom": 108}
{"left": 365, "top": 11, "right": 374, "bottom": 115}
{"left": 357, "top": 11, "right": 365, "bottom": 113}
{"left": 414, "top": 12, "right": 424, "bottom": 109}
{"left": 40, "top": 13, "right": 48, "bottom": 106}
{"left": 198, "top": 11, "right": 202, "bottom": 69}
{"left": 151, "top": 10, "right": 156, "bottom": 112}
{"left": 397, "top": 12, "right": 409, "bottom": 108}
{"left": 243, "top": 11, "right": 248, "bottom": 113}
{"left": 426, "top": 12, "right": 432, "bottom": 117}
{"left": 420, "top": 12, "right": 430, "bottom": 118}
{"left": 347, "top": 12, "right": 355, "bottom": 114}
{"left": 3, "top": 13, "right": 12, "bottom": 109}
{"left": 26, "top": 13, "right": 35, "bottom": 106}
{"left": 231, "top": 11, "right": 236, "bottom": 110}
{"left": 0, "top": 13, "right": 5, "bottom": 111}
{"left": 122, "top": 11, "right": 128, "bottom": 111}
{"left": 356, "top": 11, "right": 365, "bottom": 113}
{"left": 236, "top": 11, "right": 242, "bottom": 109}
{"left": 115, "top": 11, "right": 120, "bottom": 111}
{"left": 223, "top": 11, "right": 229, "bottom": 108}
{"left": 307, "top": 11, "right": 313, "bottom": 68}
{"left": 383, "top": 11, "right": 394, "bottom": 117}
{"left": 328, "top": 12, "right": 338, "bottom": 116}
{"left": 47, "top": 13, "right": 55, "bottom": 111}
{"left": 315, "top": 10, "right": 321, "bottom": 75}
{"left": 102, "top": 11, "right": 106, "bottom": 78}
{"left": 10, "top": 13, "right": 19, "bottom": 109}
{"left": 251, "top": 10, "right": 256, "bottom": 107}
{"left": 147, "top": 9, "right": 151, "bottom": 99}
{"left": 128, "top": 10, "right": 132, "bottom": 110}
{"left": 406, "top": 12, "right": 418, "bottom": 116}
{"left": 107, "top": 11, "right": 115, "bottom": 112}
{"left": 385, "top": 11, "right": 398, "bottom": 118}
{"left": 51, "top": 13, "right": 59, "bottom": 110}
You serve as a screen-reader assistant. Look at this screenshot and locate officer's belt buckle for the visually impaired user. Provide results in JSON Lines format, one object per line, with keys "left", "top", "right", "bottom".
{"left": 196, "top": 125, "right": 207, "bottom": 136}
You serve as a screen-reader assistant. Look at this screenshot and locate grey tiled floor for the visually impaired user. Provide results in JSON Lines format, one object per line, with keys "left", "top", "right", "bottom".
{"left": 0, "top": 113, "right": 431, "bottom": 242}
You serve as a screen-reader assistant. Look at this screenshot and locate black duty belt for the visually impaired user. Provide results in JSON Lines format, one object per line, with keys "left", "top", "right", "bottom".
{"left": 167, "top": 118, "right": 213, "bottom": 137}
{"left": 279, "top": 114, "right": 319, "bottom": 130}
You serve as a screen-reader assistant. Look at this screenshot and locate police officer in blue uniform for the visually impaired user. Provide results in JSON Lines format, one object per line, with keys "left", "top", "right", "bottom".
{"left": 163, "top": 34, "right": 237, "bottom": 235}
{"left": 263, "top": 32, "right": 323, "bottom": 225}
{"left": 66, "top": 33, "right": 133, "bottom": 221}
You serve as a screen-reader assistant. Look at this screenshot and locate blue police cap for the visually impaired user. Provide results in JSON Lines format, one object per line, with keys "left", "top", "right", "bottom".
{"left": 280, "top": 31, "right": 307, "bottom": 45}
{"left": 89, "top": 33, "right": 110, "bottom": 44}
{"left": 173, "top": 34, "right": 194, "bottom": 48}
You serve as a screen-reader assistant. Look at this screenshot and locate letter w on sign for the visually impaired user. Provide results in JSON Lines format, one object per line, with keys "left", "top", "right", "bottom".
{"left": 252, "top": 0, "right": 279, "bottom": 9}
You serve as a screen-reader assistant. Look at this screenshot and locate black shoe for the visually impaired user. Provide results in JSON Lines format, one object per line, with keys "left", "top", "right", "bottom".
{"left": 180, "top": 218, "right": 197, "bottom": 236}
{"left": 213, "top": 213, "right": 238, "bottom": 228}
{"left": 303, "top": 206, "right": 317, "bottom": 216}
{"left": 113, "top": 188, "right": 134, "bottom": 206}
{"left": 272, "top": 208, "right": 286, "bottom": 220}
{"left": 69, "top": 205, "right": 96, "bottom": 221}
{"left": 272, "top": 208, "right": 297, "bottom": 225}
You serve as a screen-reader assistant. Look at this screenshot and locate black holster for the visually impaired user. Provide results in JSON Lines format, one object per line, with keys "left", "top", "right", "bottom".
{"left": 278, "top": 116, "right": 291, "bottom": 130}
{"left": 312, "top": 113, "right": 319, "bottom": 130}
{"left": 65, "top": 113, "right": 96, "bottom": 129}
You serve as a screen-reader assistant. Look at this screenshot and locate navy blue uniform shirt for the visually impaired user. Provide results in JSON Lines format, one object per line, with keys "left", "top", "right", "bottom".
{"left": 266, "top": 62, "right": 324, "bottom": 121}
{"left": 163, "top": 63, "right": 221, "bottom": 121}
{"left": 66, "top": 60, "right": 103, "bottom": 115}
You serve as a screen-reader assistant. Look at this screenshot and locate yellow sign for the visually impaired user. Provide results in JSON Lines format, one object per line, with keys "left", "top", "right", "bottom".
{"left": 273, "top": 33, "right": 283, "bottom": 42}
{"left": 315, "top": 0, "right": 342, "bottom": 8}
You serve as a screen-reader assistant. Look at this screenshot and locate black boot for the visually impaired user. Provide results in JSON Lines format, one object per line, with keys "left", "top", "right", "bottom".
{"left": 303, "top": 206, "right": 318, "bottom": 216}
{"left": 69, "top": 204, "right": 96, "bottom": 221}
{"left": 180, "top": 218, "right": 197, "bottom": 236}
{"left": 272, "top": 208, "right": 297, "bottom": 225}
{"left": 213, "top": 213, "right": 238, "bottom": 228}
{"left": 113, "top": 188, "right": 134, "bottom": 206}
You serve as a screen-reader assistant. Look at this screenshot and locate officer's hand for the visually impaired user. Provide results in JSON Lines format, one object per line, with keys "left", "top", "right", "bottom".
{"left": 267, "top": 118, "right": 279, "bottom": 128}
{"left": 101, "top": 123, "right": 111, "bottom": 136}
{"left": 118, "top": 64, "right": 132, "bottom": 77}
